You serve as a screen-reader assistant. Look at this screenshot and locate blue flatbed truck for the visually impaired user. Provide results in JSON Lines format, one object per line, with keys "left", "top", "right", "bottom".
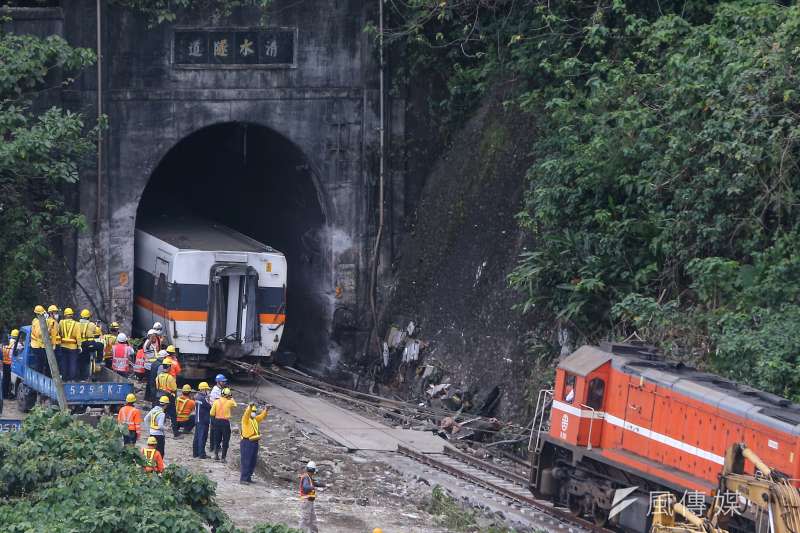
{"left": 8, "top": 325, "right": 134, "bottom": 413}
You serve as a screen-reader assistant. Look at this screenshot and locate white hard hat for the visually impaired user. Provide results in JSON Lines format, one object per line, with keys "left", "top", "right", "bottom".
{"left": 147, "top": 329, "right": 157, "bottom": 336}
{"left": 158, "top": 349, "right": 168, "bottom": 357}
{"left": 116, "top": 333, "right": 127, "bottom": 343}
{"left": 153, "top": 322, "right": 163, "bottom": 331}
{"left": 306, "top": 461, "right": 317, "bottom": 471}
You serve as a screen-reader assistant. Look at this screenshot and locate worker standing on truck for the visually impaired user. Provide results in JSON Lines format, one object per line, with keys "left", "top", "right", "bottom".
{"left": 144, "top": 396, "right": 169, "bottom": 458}
{"left": 78, "top": 309, "right": 96, "bottom": 381}
{"left": 112, "top": 333, "right": 134, "bottom": 376}
{"left": 58, "top": 308, "right": 80, "bottom": 381}
{"left": 45, "top": 305, "right": 61, "bottom": 376}
{"left": 240, "top": 402, "right": 269, "bottom": 484}
{"left": 298, "top": 461, "right": 320, "bottom": 533}
{"left": 90, "top": 327, "right": 105, "bottom": 373}
{"left": 2, "top": 329, "right": 19, "bottom": 399}
{"left": 193, "top": 382, "right": 212, "bottom": 458}
{"left": 155, "top": 360, "right": 180, "bottom": 438}
{"left": 102, "top": 322, "right": 119, "bottom": 369}
{"left": 141, "top": 436, "right": 165, "bottom": 474}
{"left": 175, "top": 384, "right": 196, "bottom": 434}
{"left": 210, "top": 388, "right": 236, "bottom": 462}
{"left": 30, "top": 305, "right": 53, "bottom": 375}
{"left": 118, "top": 393, "right": 143, "bottom": 445}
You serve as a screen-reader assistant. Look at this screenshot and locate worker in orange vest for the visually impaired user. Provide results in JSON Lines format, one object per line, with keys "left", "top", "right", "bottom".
{"left": 111, "top": 333, "right": 134, "bottom": 376}
{"left": 118, "top": 393, "right": 143, "bottom": 445}
{"left": 141, "top": 436, "right": 165, "bottom": 473}
{"left": 165, "top": 345, "right": 181, "bottom": 378}
{"left": 299, "top": 461, "right": 319, "bottom": 532}
{"left": 2, "top": 329, "right": 19, "bottom": 399}
{"left": 175, "top": 384, "right": 196, "bottom": 434}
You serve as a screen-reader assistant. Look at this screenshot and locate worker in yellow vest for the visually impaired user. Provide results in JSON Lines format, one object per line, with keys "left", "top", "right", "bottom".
{"left": 155, "top": 360, "right": 180, "bottom": 438}
{"left": 240, "top": 402, "right": 269, "bottom": 484}
{"left": 30, "top": 305, "right": 58, "bottom": 374}
{"left": 58, "top": 308, "right": 80, "bottom": 381}
{"left": 77, "top": 310, "right": 96, "bottom": 381}
{"left": 102, "top": 322, "right": 120, "bottom": 369}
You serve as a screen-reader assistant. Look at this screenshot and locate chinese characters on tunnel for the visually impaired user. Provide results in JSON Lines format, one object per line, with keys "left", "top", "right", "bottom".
{"left": 174, "top": 29, "right": 295, "bottom": 67}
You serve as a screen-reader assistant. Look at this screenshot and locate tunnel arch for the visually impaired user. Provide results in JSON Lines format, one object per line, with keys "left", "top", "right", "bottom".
{"left": 134, "top": 121, "right": 333, "bottom": 365}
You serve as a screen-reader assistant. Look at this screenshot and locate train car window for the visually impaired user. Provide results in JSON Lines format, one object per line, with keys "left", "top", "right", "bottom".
{"left": 587, "top": 378, "right": 605, "bottom": 410}
{"left": 563, "top": 374, "right": 576, "bottom": 403}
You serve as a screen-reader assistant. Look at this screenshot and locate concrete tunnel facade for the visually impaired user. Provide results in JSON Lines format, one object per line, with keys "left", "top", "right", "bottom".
{"left": 6, "top": 0, "right": 407, "bottom": 366}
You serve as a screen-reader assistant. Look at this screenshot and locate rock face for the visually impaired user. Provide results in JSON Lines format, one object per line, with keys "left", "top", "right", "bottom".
{"left": 7, "top": 1, "right": 407, "bottom": 366}
{"left": 382, "top": 92, "right": 540, "bottom": 421}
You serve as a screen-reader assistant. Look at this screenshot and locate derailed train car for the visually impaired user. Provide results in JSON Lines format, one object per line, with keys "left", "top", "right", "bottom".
{"left": 134, "top": 216, "right": 286, "bottom": 375}
{"left": 529, "top": 342, "right": 800, "bottom": 532}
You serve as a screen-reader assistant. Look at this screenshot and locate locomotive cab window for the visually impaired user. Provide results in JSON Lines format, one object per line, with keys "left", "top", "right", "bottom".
{"left": 587, "top": 378, "right": 605, "bottom": 410}
{"left": 563, "top": 374, "right": 576, "bottom": 403}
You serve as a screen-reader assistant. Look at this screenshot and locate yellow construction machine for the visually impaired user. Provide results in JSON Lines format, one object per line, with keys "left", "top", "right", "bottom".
{"left": 651, "top": 443, "right": 800, "bottom": 533}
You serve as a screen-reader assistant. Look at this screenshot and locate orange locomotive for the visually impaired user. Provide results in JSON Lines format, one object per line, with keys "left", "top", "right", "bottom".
{"left": 529, "top": 342, "right": 800, "bottom": 532}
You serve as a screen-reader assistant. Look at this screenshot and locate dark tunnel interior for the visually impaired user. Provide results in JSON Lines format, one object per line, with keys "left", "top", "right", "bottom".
{"left": 136, "top": 122, "right": 329, "bottom": 366}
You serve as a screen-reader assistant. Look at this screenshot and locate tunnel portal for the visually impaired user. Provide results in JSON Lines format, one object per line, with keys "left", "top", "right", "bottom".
{"left": 136, "top": 122, "right": 330, "bottom": 366}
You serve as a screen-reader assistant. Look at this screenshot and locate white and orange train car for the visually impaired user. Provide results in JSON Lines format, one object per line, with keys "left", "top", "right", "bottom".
{"left": 530, "top": 343, "right": 800, "bottom": 532}
{"left": 134, "top": 216, "right": 286, "bottom": 375}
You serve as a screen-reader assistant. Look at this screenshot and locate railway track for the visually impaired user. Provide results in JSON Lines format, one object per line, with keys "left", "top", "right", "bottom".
{"left": 397, "top": 444, "right": 613, "bottom": 533}
{"left": 231, "top": 360, "right": 614, "bottom": 533}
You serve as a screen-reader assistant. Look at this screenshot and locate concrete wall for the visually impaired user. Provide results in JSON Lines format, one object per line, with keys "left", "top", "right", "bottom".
{"left": 9, "top": 0, "right": 403, "bottom": 364}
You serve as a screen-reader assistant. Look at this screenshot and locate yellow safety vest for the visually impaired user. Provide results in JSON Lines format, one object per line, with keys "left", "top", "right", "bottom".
{"left": 155, "top": 373, "right": 176, "bottom": 393}
{"left": 248, "top": 417, "right": 260, "bottom": 439}
{"left": 150, "top": 409, "right": 162, "bottom": 431}
{"left": 59, "top": 320, "right": 79, "bottom": 350}
{"left": 103, "top": 334, "right": 117, "bottom": 360}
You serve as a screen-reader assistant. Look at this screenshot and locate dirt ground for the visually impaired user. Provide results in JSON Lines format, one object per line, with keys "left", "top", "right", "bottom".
{"left": 149, "top": 400, "right": 454, "bottom": 532}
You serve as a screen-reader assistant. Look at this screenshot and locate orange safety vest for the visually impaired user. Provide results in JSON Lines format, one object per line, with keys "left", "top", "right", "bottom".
{"left": 112, "top": 343, "right": 131, "bottom": 372}
{"left": 2, "top": 342, "right": 13, "bottom": 365}
{"left": 142, "top": 447, "right": 162, "bottom": 473}
{"left": 133, "top": 349, "right": 147, "bottom": 374}
{"left": 176, "top": 396, "right": 194, "bottom": 422}
{"left": 118, "top": 405, "right": 142, "bottom": 432}
{"left": 299, "top": 473, "right": 316, "bottom": 500}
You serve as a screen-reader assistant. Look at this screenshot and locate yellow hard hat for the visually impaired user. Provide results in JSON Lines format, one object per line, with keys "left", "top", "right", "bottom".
{"left": 373, "top": 529, "right": 383, "bottom": 533}
{"left": 147, "top": 436, "right": 157, "bottom": 446}
{"left": 47, "top": 304, "right": 59, "bottom": 313}
{"left": 110, "top": 322, "right": 120, "bottom": 329}
{"left": 198, "top": 382, "right": 210, "bottom": 391}
{"left": 10, "top": 329, "right": 19, "bottom": 338}
{"left": 159, "top": 396, "right": 170, "bottom": 404}
{"left": 162, "top": 357, "right": 173, "bottom": 366}
{"left": 126, "top": 393, "right": 136, "bottom": 403}
{"left": 166, "top": 345, "right": 176, "bottom": 354}
{"left": 34, "top": 305, "right": 46, "bottom": 314}
{"left": 80, "top": 309, "right": 91, "bottom": 319}
{"left": 182, "top": 384, "right": 192, "bottom": 392}
{"left": 222, "top": 387, "right": 232, "bottom": 397}
{"left": 94, "top": 328, "right": 102, "bottom": 338}
{"left": 63, "top": 308, "right": 74, "bottom": 317}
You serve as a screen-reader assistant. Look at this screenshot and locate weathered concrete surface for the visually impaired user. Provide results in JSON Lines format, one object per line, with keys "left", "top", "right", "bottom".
{"left": 8, "top": 1, "right": 406, "bottom": 366}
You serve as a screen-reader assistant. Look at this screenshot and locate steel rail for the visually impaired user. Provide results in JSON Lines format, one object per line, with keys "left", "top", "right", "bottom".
{"left": 397, "top": 445, "right": 615, "bottom": 533}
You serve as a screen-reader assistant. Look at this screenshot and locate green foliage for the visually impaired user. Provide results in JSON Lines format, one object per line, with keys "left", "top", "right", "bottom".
{"left": 109, "top": 0, "right": 272, "bottom": 26}
{"left": 0, "top": 30, "right": 97, "bottom": 331}
{"left": 426, "top": 486, "right": 516, "bottom": 532}
{"left": 0, "top": 409, "right": 237, "bottom": 532}
{"left": 389, "top": 0, "right": 800, "bottom": 399}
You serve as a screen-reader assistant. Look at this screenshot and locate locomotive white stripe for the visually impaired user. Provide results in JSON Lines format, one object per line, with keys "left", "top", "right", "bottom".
{"left": 551, "top": 400, "right": 725, "bottom": 465}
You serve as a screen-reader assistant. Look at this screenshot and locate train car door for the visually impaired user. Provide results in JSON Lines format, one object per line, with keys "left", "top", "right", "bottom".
{"left": 622, "top": 378, "right": 656, "bottom": 457}
{"left": 153, "top": 257, "right": 170, "bottom": 326}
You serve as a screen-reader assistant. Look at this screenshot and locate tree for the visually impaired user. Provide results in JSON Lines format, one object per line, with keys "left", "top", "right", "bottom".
{"left": 0, "top": 26, "right": 98, "bottom": 330}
